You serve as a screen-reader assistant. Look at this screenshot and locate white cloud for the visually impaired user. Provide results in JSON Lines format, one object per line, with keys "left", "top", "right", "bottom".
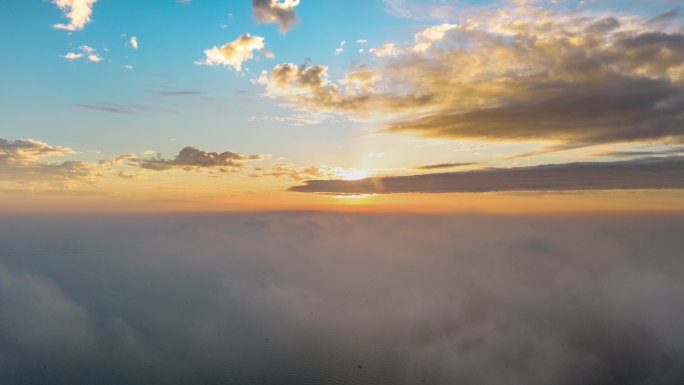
{"left": 63, "top": 52, "right": 83, "bottom": 60}
{"left": 52, "top": 0, "right": 97, "bottom": 31}
{"left": 130, "top": 36, "right": 138, "bottom": 49}
{"left": 334, "top": 40, "right": 346, "bottom": 55}
{"left": 63, "top": 45, "right": 103, "bottom": 63}
{"left": 196, "top": 33, "right": 273, "bottom": 71}
{"left": 369, "top": 43, "right": 399, "bottom": 57}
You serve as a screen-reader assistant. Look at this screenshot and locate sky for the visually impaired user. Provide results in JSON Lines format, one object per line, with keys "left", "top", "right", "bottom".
{"left": 1, "top": 0, "right": 684, "bottom": 212}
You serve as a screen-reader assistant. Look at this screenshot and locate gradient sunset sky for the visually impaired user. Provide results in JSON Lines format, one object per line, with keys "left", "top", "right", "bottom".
{"left": 2, "top": 0, "right": 684, "bottom": 212}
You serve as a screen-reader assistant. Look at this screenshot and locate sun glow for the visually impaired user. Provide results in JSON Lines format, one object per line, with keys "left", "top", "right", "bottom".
{"left": 340, "top": 168, "right": 370, "bottom": 180}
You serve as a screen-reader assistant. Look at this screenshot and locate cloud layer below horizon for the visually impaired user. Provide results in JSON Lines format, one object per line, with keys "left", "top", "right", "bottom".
{"left": 2, "top": 213, "right": 684, "bottom": 384}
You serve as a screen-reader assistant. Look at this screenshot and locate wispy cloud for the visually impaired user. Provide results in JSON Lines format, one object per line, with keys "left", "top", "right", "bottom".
{"left": 73, "top": 103, "right": 146, "bottom": 114}
{"left": 415, "top": 162, "right": 479, "bottom": 170}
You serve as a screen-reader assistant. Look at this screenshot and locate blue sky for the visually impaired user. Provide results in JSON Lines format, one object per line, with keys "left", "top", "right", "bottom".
{"left": 1, "top": 0, "right": 684, "bottom": 211}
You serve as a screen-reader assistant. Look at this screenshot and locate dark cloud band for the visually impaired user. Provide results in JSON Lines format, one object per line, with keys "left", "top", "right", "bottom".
{"left": 289, "top": 157, "right": 684, "bottom": 194}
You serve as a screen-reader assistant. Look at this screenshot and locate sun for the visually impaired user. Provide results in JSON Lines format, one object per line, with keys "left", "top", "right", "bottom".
{"left": 341, "top": 168, "right": 370, "bottom": 181}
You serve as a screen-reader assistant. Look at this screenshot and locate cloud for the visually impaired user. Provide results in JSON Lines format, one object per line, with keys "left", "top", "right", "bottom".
{"left": 647, "top": 8, "right": 680, "bottom": 25}
{"left": 196, "top": 33, "right": 273, "bottom": 71}
{"left": 334, "top": 41, "right": 346, "bottom": 55}
{"left": 258, "top": 63, "right": 427, "bottom": 118}
{"left": 415, "top": 162, "right": 479, "bottom": 170}
{"left": 289, "top": 157, "right": 684, "bottom": 194}
{"left": 259, "top": 7, "right": 684, "bottom": 149}
{"left": 589, "top": 147, "right": 684, "bottom": 158}
{"left": 249, "top": 163, "right": 347, "bottom": 181}
{"left": 52, "top": 0, "right": 97, "bottom": 31}
{"left": 74, "top": 103, "right": 146, "bottom": 114}
{"left": 3, "top": 213, "right": 684, "bottom": 384}
{"left": 0, "top": 138, "right": 98, "bottom": 185}
{"left": 63, "top": 52, "right": 83, "bottom": 60}
{"left": 138, "top": 146, "right": 263, "bottom": 171}
{"left": 369, "top": 43, "right": 399, "bottom": 57}
{"left": 252, "top": 0, "right": 300, "bottom": 33}
{"left": 156, "top": 90, "right": 203, "bottom": 97}
{"left": 130, "top": 36, "right": 138, "bottom": 49}
{"left": 63, "top": 45, "right": 103, "bottom": 63}
{"left": 0, "top": 138, "right": 74, "bottom": 164}
{"left": 0, "top": 262, "right": 95, "bottom": 353}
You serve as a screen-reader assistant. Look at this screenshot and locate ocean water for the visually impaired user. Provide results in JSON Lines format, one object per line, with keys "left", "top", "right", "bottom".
{"left": 1, "top": 213, "right": 684, "bottom": 385}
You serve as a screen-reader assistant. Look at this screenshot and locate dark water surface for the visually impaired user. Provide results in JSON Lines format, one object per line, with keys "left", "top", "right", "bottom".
{"left": 1, "top": 213, "right": 684, "bottom": 385}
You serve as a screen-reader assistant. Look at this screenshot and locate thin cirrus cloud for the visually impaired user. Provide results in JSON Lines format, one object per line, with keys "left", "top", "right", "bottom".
{"left": 252, "top": 0, "right": 300, "bottom": 33}
{"left": 196, "top": 33, "right": 274, "bottom": 71}
{"left": 415, "top": 162, "right": 479, "bottom": 170}
{"left": 258, "top": 6, "right": 684, "bottom": 151}
{"left": 52, "top": 0, "right": 97, "bottom": 31}
{"left": 137, "top": 147, "right": 263, "bottom": 171}
{"left": 289, "top": 157, "right": 684, "bottom": 194}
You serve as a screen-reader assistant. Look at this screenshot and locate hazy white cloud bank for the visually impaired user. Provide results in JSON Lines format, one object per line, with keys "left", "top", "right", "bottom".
{"left": 1, "top": 213, "right": 684, "bottom": 384}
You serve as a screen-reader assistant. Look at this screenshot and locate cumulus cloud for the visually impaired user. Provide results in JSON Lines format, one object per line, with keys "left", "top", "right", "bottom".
{"left": 63, "top": 52, "right": 83, "bottom": 60}
{"left": 0, "top": 138, "right": 97, "bottom": 185}
{"left": 196, "top": 33, "right": 273, "bottom": 71}
{"left": 2, "top": 213, "right": 684, "bottom": 384}
{"left": 130, "top": 36, "right": 138, "bottom": 49}
{"left": 0, "top": 138, "right": 74, "bottom": 164}
{"left": 369, "top": 42, "right": 399, "bottom": 57}
{"left": 87, "top": 54, "right": 102, "bottom": 62}
{"left": 252, "top": 0, "right": 300, "bottom": 33}
{"left": 258, "top": 63, "right": 428, "bottom": 118}
{"left": 52, "top": 0, "right": 97, "bottom": 31}
{"left": 63, "top": 45, "right": 103, "bottom": 63}
{"left": 289, "top": 157, "right": 684, "bottom": 194}
{"left": 259, "top": 7, "right": 684, "bottom": 149}
{"left": 138, "top": 146, "right": 263, "bottom": 171}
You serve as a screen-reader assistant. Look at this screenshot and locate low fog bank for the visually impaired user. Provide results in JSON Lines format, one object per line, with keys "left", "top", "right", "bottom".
{"left": 1, "top": 213, "right": 684, "bottom": 385}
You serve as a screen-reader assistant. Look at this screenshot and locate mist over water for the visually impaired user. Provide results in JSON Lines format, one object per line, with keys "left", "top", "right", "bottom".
{"left": 1, "top": 213, "right": 684, "bottom": 384}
